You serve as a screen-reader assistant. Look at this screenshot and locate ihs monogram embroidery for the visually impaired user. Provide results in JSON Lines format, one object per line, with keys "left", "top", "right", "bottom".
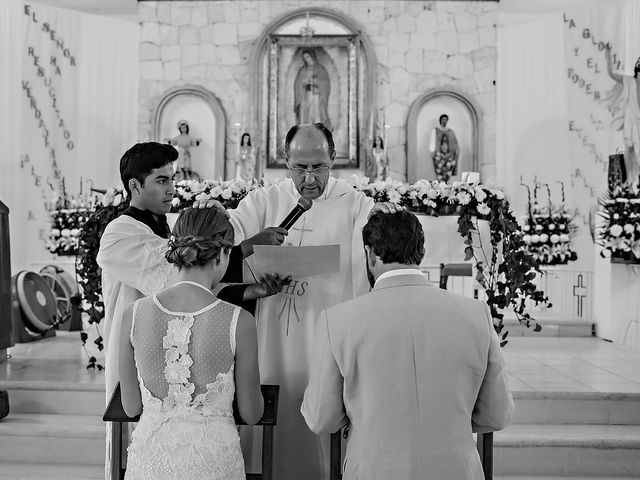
{"left": 276, "top": 280, "right": 309, "bottom": 335}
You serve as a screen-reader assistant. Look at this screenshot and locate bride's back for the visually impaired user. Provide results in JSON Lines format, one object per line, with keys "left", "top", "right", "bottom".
{"left": 130, "top": 294, "right": 238, "bottom": 406}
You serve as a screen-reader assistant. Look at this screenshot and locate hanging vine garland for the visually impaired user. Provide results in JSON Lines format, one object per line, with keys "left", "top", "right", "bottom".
{"left": 75, "top": 188, "right": 129, "bottom": 370}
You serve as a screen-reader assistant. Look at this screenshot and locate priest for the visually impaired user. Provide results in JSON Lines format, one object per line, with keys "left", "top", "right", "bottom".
{"left": 228, "top": 123, "right": 400, "bottom": 479}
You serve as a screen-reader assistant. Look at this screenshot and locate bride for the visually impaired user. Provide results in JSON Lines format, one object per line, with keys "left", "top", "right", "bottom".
{"left": 118, "top": 206, "right": 264, "bottom": 479}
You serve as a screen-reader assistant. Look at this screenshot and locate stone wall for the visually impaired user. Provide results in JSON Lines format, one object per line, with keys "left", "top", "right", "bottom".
{"left": 138, "top": 1, "right": 497, "bottom": 181}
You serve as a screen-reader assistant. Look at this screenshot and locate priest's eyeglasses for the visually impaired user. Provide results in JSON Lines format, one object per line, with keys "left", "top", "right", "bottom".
{"left": 290, "top": 165, "right": 330, "bottom": 176}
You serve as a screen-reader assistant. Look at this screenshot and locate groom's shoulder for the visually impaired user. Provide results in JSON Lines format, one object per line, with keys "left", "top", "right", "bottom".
{"left": 325, "top": 290, "right": 376, "bottom": 322}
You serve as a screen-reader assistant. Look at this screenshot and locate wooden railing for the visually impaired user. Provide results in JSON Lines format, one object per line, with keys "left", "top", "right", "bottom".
{"left": 103, "top": 382, "right": 279, "bottom": 480}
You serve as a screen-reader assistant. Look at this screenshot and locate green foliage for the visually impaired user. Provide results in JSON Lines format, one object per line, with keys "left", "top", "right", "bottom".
{"left": 456, "top": 195, "right": 551, "bottom": 345}
{"left": 75, "top": 199, "right": 129, "bottom": 370}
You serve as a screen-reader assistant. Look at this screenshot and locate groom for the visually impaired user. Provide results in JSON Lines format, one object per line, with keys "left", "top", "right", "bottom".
{"left": 302, "top": 211, "right": 514, "bottom": 479}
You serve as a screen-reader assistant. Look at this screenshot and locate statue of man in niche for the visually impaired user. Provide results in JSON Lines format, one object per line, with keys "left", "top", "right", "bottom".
{"left": 604, "top": 45, "right": 640, "bottom": 183}
{"left": 294, "top": 49, "right": 332, "bottom": 129}
{"left": 167, "top": 120, "right": 201, "bottom": 180}
{"left": 429, "top": 114, "right": 459, "bottom": 182}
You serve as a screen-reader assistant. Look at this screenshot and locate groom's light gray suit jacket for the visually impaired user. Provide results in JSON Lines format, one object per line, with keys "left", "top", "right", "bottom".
{"left": 302, "top": 271, "right": 514, "bottom": 480}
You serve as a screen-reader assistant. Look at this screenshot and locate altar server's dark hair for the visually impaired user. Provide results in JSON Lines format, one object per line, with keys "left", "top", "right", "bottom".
{"left": 166, "top": 207, "right": 234, "bottom": 269}
{"left": 362, "top": 210, "right": 425, "bottom": 265}
{"left": 119, "top": 142, "right": 178, "bottom": 197}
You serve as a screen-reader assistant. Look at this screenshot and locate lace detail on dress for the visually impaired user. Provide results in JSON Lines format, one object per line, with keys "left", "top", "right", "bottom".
{"left": 162, "top": 314, "right": 195, "bottom": 410}
{"left": 137, "top": 243, "right": 175, "bottom": 297}
{"left": 125, "top": 299, "right": 245, "bottom": 480}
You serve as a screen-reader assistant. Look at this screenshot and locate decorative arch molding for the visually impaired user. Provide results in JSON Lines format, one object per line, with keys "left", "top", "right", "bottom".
{"left": 406, "top": 89, "right": 481, "bottom": 183}
{"left": 249, "top": 7, "right": 377, "bottom": 176}
{"left": 152, "top": 85, "right": 227, "bottom": 179}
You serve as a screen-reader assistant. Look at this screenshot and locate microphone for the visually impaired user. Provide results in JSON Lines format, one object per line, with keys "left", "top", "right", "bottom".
{"left": 279, "top": 197, "right": 313, "bottom": 230}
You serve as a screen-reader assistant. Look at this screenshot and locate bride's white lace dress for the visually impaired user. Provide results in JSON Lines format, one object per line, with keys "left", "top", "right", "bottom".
{"left": 125, "top": 294, "right": 245, "bottom": 480}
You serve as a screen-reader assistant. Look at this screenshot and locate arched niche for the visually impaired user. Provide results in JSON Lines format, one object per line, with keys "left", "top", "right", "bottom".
{"left": 407, "top": 90, "right": 480, "bottom": 183}
{"left": 152, "top": 85, "right": 227, "bottom": 180}
{"left": 249, "top": 8, "right": 377, "bottom": 178}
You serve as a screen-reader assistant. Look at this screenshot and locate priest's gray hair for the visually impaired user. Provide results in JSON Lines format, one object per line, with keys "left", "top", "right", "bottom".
{"left": 283, "top": 123, "right": 335, "bottom": 160}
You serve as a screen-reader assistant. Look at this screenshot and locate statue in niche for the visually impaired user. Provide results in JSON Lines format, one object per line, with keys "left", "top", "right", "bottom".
{"left": 372, "top": 135, "right": 388, "bottom": 181}
{"left": 429, "top": 114, "right": 459, "bottom": 182}
{"left": 604, "top": 45, "right": 640, "bottom": 183}
{"left": 167, "top": 120, "right": 201, "bottom": 180}
{"left": 236, "top": 133, "right": 255, "bottom": 181}
{"left": 294, "top": 49, "right": 332, "bottom": 129}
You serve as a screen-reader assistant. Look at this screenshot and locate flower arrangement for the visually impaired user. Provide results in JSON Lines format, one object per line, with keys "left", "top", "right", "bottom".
{"left": 76, "top": 175, "right": 549, "bottom": 363}
{"left": 598, "top": 182, "right": 640, "bottom": 262}
{"left": 350, "top": 177, "right": 501, "bottom": 218}
{"left": 350, "top": 176, "right": 551, "bottom": 343}
{"left": 45, "top": 189, "right": 96, "bottom": 256}
{"left": 171, "top": 178, "right": 260, "bottom": 211}
{"left": 520, "top": 182, "right": 578, "bottom": 266}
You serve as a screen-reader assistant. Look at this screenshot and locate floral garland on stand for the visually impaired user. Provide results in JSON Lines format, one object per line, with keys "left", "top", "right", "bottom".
{"left": 520, "top": 181, "right": 578, "bottom": 265}
{"left": 351, "top": 177, "right": 552, "bottom": 344}
{"left": 598, "top": 182, "right": 640, "bottom": 262}
{"left": 45, "top": 184, "right": 96, "bottom": 256}
{"left": 76, "top": 177, "right": 550, "bottom": 367}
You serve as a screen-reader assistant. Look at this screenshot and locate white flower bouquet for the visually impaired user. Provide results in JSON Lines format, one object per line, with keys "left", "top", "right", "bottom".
{"left": 171, "top": 178, "right": 260, "bottom": 211}
{"left": 599, "top": 182, "right": 640, "bottom": 262}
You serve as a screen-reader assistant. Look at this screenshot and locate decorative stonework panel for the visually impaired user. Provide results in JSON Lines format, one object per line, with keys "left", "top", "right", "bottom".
{"left": 138, "top": 1, "right": 497, "bottom": 181}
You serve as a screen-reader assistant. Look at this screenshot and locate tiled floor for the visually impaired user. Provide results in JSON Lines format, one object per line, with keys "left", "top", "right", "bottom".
{"left": 504, "top": 336, "right": 640, "bottom": 394}
{"left": 0, "top": 332, "right": 103, "bottom": 388}
{"left": 2, "top": 331, "right": 640, "bottom": 394}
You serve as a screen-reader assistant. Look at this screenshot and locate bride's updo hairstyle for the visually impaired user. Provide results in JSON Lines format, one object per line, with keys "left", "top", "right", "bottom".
{"left": 165, "top": 207, "right": 234, "bottom": 269}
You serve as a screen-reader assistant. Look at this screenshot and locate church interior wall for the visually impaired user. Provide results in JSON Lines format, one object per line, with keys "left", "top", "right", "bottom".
{"left": 136, "top": 0, "right": 498, "bottom": 182}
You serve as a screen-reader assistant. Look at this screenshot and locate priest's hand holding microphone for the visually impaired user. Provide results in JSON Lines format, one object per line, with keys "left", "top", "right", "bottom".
{"left": 191, "top": 196, "right": 314, "bottom": 299}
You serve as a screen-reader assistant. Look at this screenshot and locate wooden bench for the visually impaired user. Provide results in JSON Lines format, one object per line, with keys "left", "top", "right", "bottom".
{"left": 103, "top": 382, "right": 279, "bottom": 480}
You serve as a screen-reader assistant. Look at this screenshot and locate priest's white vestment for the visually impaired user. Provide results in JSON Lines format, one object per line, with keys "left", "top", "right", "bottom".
{"left": 229, "top": 177, "right": 373, "bottom": 480}
{"left": 96, "top": 215, "right": 175, "bottom": 480}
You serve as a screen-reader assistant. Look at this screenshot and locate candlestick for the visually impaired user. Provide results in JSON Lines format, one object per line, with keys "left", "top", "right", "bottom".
{"left": 520, "top": 179, "right": 533, "bottom": 220}
{"left": 543, "top": 183, "right": 552, "bottom": 211}
{"left": 383, "top": 124, "right": 389, "bottom": 154}
{"left": 556, "top": 181, "right": 565, "bottom": 206}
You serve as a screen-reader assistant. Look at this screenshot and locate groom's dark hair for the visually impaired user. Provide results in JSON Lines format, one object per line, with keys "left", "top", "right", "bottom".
{"left": 363, "top": 211, "right": 425, "bottom": 265}
{"left": 120, "top": 142, "right": 178, "bottom": 197}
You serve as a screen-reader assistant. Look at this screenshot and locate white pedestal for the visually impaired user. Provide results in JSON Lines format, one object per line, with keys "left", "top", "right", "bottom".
{"left": 415, "top": 215, "right": 491, "bottom": 297}
{"left": 416, "top": 214, "right": 491, "bottom": 268}
{"left": 593, "top": 253, "right": 640, "bottom": 351}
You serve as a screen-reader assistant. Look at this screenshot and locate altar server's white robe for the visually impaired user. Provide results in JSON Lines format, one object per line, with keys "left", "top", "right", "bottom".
{"left": 229, "top": 177, "right": 373, "bottom": 480}
{"left": 96, "top": 215, "right": 176, "bottom": 480}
